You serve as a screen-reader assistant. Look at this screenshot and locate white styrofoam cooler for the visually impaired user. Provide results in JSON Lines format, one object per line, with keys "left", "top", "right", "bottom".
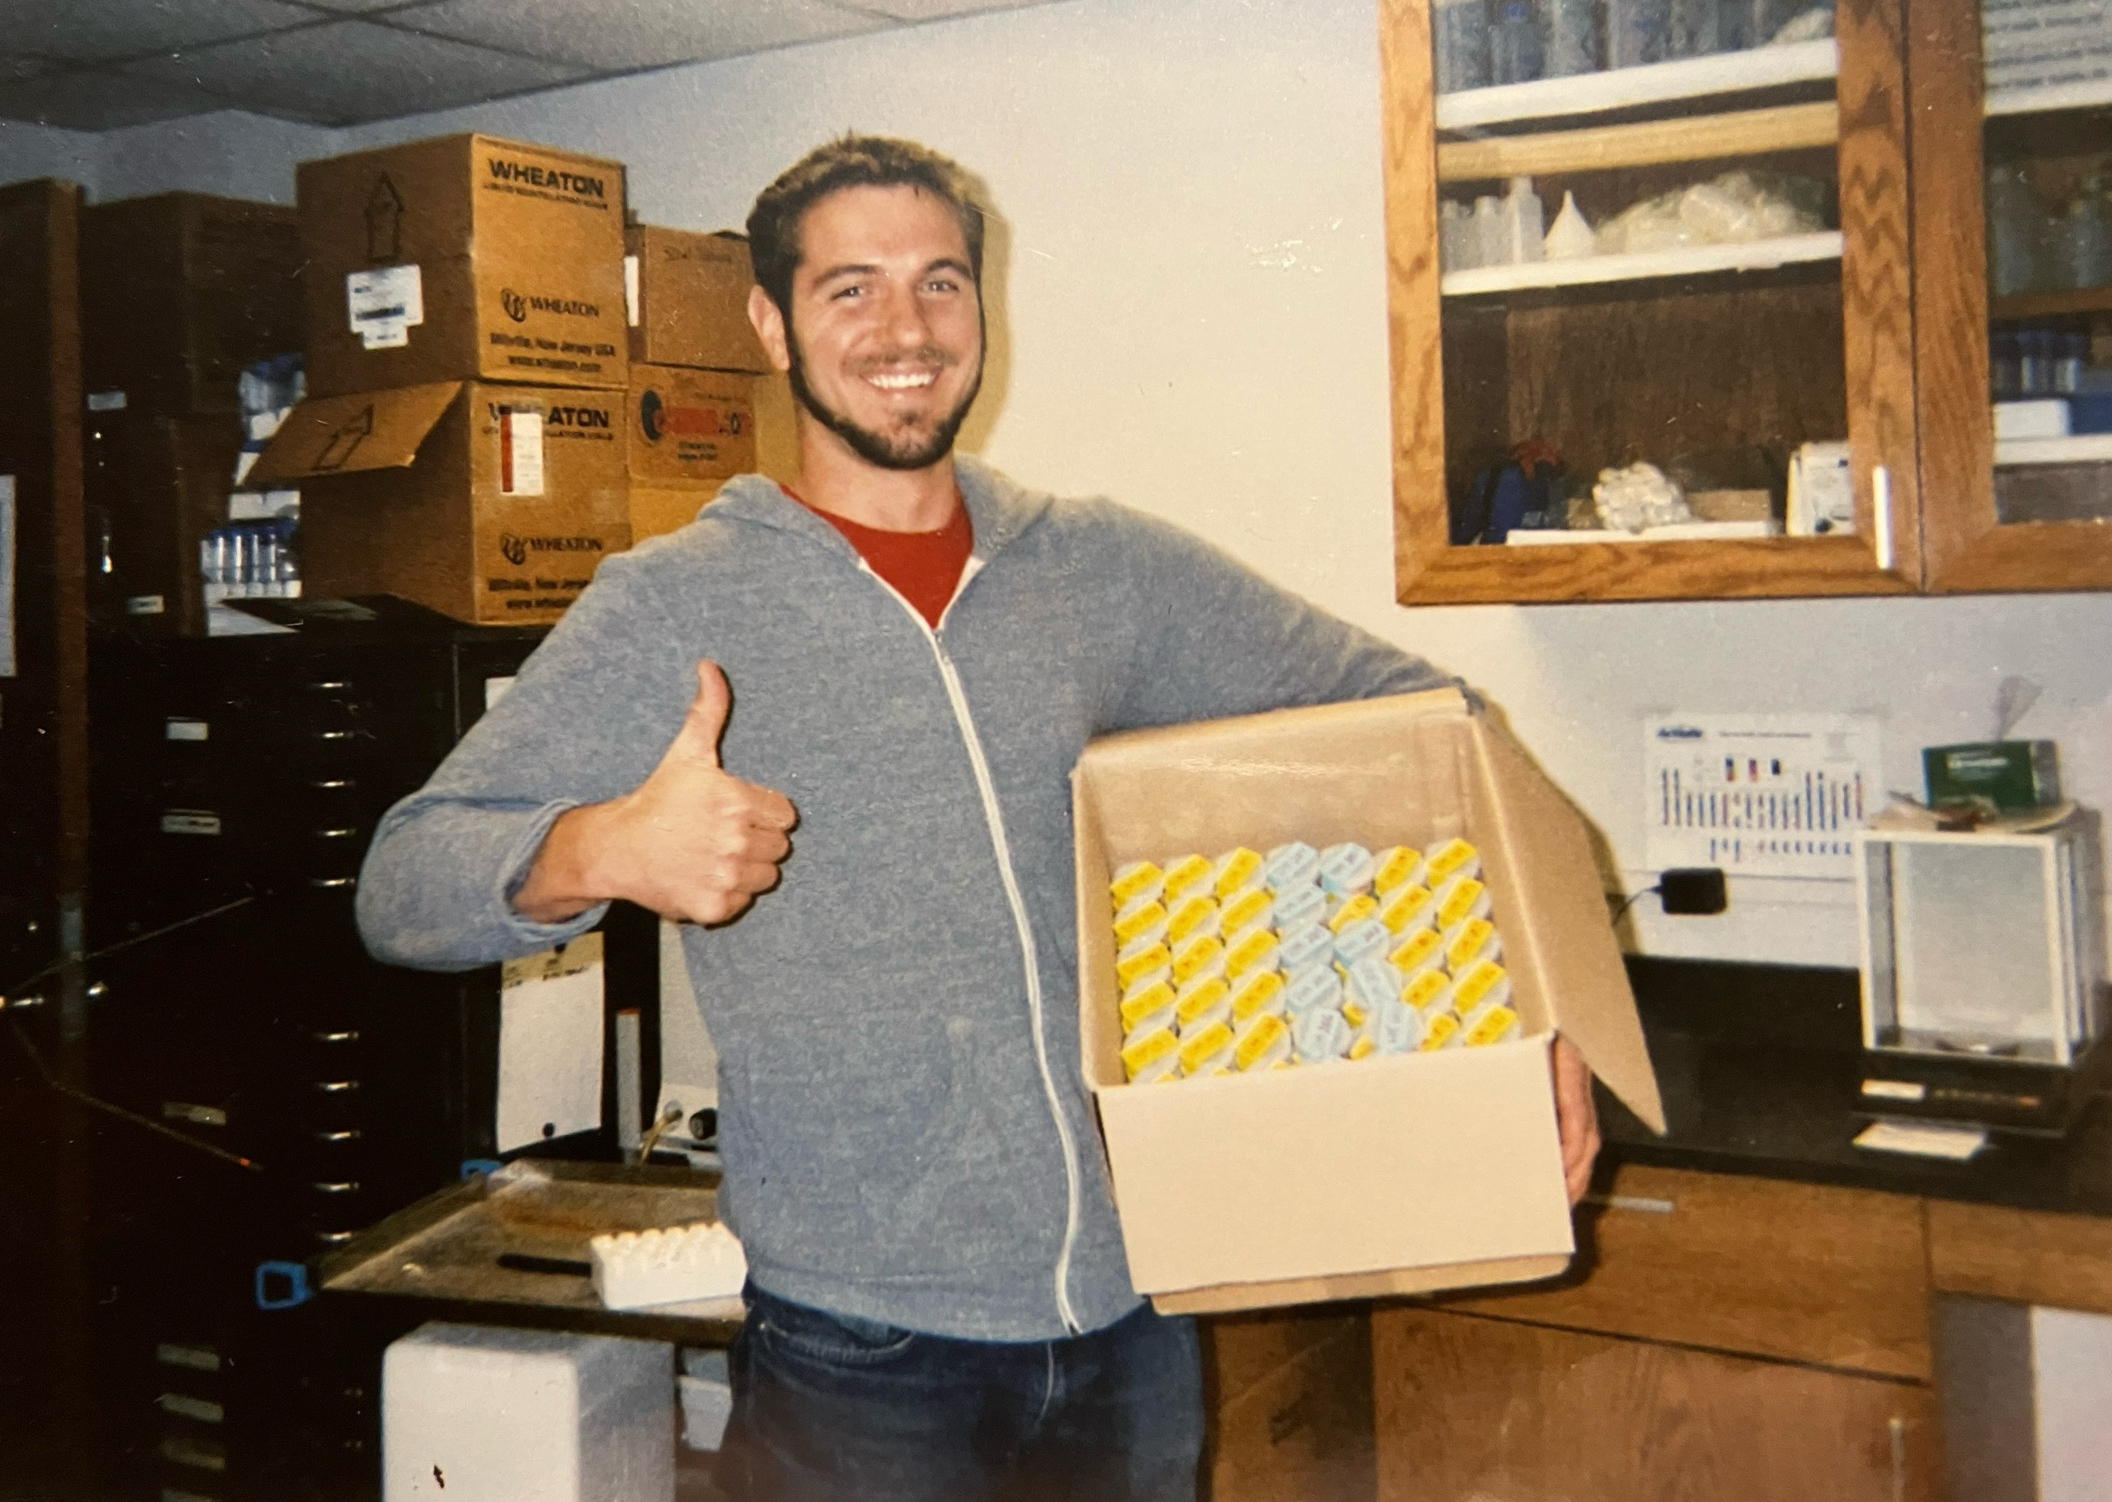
{"left": 382, "top": 1322, "right": 673, "bottom": 1502}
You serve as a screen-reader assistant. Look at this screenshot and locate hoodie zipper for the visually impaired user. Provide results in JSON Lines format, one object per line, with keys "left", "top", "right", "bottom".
{"left": 857, "top": 556, "right": 1086, "bottom": 1336}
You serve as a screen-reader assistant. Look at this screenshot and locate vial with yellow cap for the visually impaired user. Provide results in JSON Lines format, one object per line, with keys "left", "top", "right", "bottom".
{"left": 1212, "top": 847, "right": 1266, "bottom": 900}
{"left": 1220, "top": 887, "right": 1275, "bottom": 942}
{"left": 1451, "top": 958, "right": 1513, "bottom": 1016}
{"left": 1121, "top": 1026, "right": 1180, "bottom": 1083}
{"left": 1111, "top": 860, "right": 1164, "bottom": 911}
{"left": 1326, "top": 893, "right": 1380, "bottom": 936}
{"left": 1160, "top": 853, "right": 1214, "bottom": 905}
{"left": 1434, "top": 875, "right": 1491, "bottom": 930}
{"left": 1388, "top": 926, "right": 1446, "bottom": 982}
{"left": 1378, "top": 883, "right": 1437, "bottom": 936}
{"left": 1174, "top": 975, "right": 1233, "bottom": 1036}
{"left": 1230, "top": 970, "right": 1287, "bottom": 1026}
{"left": 1171, "top": 933, "right": 1225, "bottom": 987}
{"left": 1112, "top": 898, "right": 1168, "bottom": 949}
{"left": 1116, "top": 941, "right": 1172, "bottom": 993}
{"left": 1424, "top": 837, "right": 1481, "bottom": 886}
{"left": 1442, "top": 916, "right": 1502, "bottom": 973}
{"left": 1417, "top": 1011, "right": 1463, "bottom": 1051}
{"left": 1402, "top": 967, "right": 1455, "bottom": 1016}
{"left": 1372, "top": 846, "right": 1426, "bottom": 895}
{"left": 1223, "top": 927, "right": 1281, "bottom": 983}
{"left": 1462, "top": 1004, "right": 1521, "bottom": 1048}
{"left": 1164, "top": 894, "right": 1221, "bottom": 947}
{"left": 1178, "top": 1020, "right": 1236, "bottom": 1078}
{"left": 1120, "top": 979, "right": 1178, "bottom": 1039}
{"left": 1234, "top": 1012, "right": 1292, "bottom": 1072}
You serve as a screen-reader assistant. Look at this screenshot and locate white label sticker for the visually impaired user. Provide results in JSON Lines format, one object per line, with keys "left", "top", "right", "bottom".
{"left": 126, "top": 594, "right": 166, "bottom": 615}
{"left": 1860, "top": 1078, "right": 1928, "bottom": 1102}
{"left": 86, "top": 390, "right": 128, "bottom": 412}
{"left": 624, "top": 253, "right": 641, "bottom": 326}
{"left": 164, "top": 718, "right": 209, "bottom": 742}
{"left": 484, "top": 675, "right": 516, "bottom": 710}
{"left": 160, "top": 811, "right": 222, "bottom": 836}
{"left": 346, "top": 264, "right": 425, "bottom": 351}
{"left": 496, "top": 933, "right": 605, "bottom": 1153}
{"left": 499, "top": 409, "right": 545, "bottom": 497}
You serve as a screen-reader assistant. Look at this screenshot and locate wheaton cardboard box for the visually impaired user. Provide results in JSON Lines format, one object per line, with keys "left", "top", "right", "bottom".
{"left": 81, "top": 193, "right": 303, "bottom": 415}
{"left": 626, "top": 224, "right": 769, "bottom": 373}
{"left": 298, "top": 134, "right": 628, "bottom": 398}
{"left": 626, "top": 365, "right": 756, "bottom": 541}
{"left": 1072, "top": 688, "right": 1664, "bottom": 1315}
{"left": 248, "top": 381, "right": 629, "bottom": 625}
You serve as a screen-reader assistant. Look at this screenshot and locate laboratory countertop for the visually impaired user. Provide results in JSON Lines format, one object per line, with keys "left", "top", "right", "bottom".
{"left": 1597, "top": 956, "right": 2112, "bottom": 1219}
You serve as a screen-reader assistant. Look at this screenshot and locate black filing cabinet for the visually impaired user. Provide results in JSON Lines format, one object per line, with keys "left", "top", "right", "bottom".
{"left": 81, "top": 598, "right": 548, "bottom": 1502}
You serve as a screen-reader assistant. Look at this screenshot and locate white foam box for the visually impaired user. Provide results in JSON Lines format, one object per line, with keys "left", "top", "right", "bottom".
{"left": 382, "top": 1322, "right": 674, "bottom": 1502}
{"left": 1073, "top": 687, "right": 1666, "bottom": 1316}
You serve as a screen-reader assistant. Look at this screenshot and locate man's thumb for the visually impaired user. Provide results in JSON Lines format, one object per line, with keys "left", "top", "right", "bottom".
{"left": 668, "top": 660, "right": 732, "bottom": 768}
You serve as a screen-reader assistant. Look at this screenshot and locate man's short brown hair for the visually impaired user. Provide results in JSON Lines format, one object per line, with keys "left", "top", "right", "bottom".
{"left": 746, "top": 135, "right": 985, "bottom": 314}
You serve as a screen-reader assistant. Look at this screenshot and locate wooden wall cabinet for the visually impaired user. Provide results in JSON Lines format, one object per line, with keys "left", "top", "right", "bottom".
{"left": 1380, "top": 0, "right": 2112, "bottom": 602}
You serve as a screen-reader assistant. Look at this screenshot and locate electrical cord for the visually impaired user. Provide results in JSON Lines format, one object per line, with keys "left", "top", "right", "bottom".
{"left": 1607, "top": 885, "right": 1661, "bottom": 925}
{"left": 2, "top": 892, "right": 266, "bottom": 1174}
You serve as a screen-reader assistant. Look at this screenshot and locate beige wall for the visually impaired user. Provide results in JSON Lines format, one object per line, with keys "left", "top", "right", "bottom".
{"left": 37, "top": 0, "right": 2112, "bottom": 965}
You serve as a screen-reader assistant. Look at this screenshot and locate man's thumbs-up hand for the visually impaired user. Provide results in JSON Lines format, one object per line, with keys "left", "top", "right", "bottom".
{"left": 512, "top": 661, "right": 798, "bottom": 927}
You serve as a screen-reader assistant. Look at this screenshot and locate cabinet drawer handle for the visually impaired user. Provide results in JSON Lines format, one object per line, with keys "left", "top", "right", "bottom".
{"left": 314, "top": 828, "right": 358, "bottom": 840}
{"left": 313, "top": 1229, "right": 357, "bottom": 1246}
{"left": 312, "top": 1180, "right": 360, "bottom": 1195}
{"left": 312, "top": 729, "right": 354, "bottom": 742}
{"left": 1873, "top": 463, "right": 1895, "bottom": 572}
{"left": 306, "top": 681, "right": 352, "bottom": 692}
{"left": 308, "top": 876, "right": 357, "bottom": 890}
{"left": 1582, "top": 1193, "right": 1676, "bottom": 1214}
{"left": 309, "top": 778, "right": 355, "bottom": 790}
{"left": 313, "top": 1030, "right": 360, "bottom": 1044}
{"left": 315, "top": 1128, "right": 362, "bottom": 1143}
{"left": 314, "top": 1080, "right": 360, "bottom": 1094}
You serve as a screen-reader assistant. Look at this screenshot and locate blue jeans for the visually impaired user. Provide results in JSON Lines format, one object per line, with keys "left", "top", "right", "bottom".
{"left": 719, "top": 1282, "right": 1203, "bottom": 1502}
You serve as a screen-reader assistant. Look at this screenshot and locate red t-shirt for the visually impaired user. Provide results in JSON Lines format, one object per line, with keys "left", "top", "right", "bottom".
{"left": 786, "top": 487, "right": 974, "bottom": 629}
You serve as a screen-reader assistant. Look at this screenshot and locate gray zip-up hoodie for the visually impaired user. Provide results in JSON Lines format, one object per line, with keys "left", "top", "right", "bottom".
{"left": 356, "top": 456, "right": 1452, "bottom": 1341}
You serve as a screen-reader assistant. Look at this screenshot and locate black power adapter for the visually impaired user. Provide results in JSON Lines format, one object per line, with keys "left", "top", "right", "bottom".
{"left": 1658, "top": 867, "right": 1729, "bottom": 915}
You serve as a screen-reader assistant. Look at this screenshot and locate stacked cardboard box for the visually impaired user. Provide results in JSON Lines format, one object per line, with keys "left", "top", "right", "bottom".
{"left": 79, "top": 193, "right": 305, "bottom": 634}
{"left": 255, "top": 135, "right": 633, "bottom": 625}
{"left": 623, "top": 224, "right": 772, "bottom": 542}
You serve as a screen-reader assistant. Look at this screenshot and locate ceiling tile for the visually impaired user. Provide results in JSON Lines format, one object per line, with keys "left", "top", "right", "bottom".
{"left": 119, "top": 18, "right": 591, "bottom": 125}
{"left": 0, "top": 67, "right": 245, "bottom": 130}
{"left": 0, "top": 0, "right": 324, "bottom": 63}
{"left": 846, "top": 0, "right": 1058, "bottom": 18}
{"left": 383, "top": 0, "right": 887, "bottom": 73}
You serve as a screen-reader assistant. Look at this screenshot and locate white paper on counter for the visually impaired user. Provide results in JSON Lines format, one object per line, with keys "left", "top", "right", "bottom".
{"left": 496, "top": 932, "right": 604, "bottom": 1153}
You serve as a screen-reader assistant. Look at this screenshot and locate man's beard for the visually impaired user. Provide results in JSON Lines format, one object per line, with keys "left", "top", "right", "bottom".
{"left": 786, "top": 332, "right": 982, "bottom": 472}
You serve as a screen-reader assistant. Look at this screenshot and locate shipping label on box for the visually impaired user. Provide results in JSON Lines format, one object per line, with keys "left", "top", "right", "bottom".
{"left": 1072, "top": 690, "right": 1662, "bottom": 1316}
{"left": 628, "top": 366, "right": 755, "bottom": 486}
{"left": 249, "top": 380, "right": 629, "bottom": 625}
{"left": 299, "top": 133, "right": 628, "bottom": 397}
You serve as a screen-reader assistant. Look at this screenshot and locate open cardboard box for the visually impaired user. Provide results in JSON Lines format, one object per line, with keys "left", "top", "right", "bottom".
{"left": 1073, "top": 687, "right": 1665, "bottom": 1316}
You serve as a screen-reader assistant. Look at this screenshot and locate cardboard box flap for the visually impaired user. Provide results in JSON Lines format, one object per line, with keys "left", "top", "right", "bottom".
{"left": 248, "top": 382, "right": 462, "bottom": 484}
{"left": 1474, "top": 724, "right": 1666, "bottom": 1133}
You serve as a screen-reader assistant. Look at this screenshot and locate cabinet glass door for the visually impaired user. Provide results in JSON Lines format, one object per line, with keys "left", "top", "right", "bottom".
{"left": 1917, "top": 0, "right": 2112, "bottom": 590}
{"left": 1382, "top": 0, "right": 1919, "bottom": 602}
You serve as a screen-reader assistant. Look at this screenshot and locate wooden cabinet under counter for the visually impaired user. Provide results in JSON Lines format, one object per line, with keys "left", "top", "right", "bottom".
{"left": 1428, "top": 1163, "right": 1932, "bottom": 1380}
{"left": 1926, "top": 1199, "right": 2112, "bottom": 1316}
{"left": 1374, "top": 1307, "right": 1942, "bottom": 1502}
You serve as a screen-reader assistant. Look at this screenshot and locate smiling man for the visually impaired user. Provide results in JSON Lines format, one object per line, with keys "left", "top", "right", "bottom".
{"left": 357, "top": 136, "right": 1598, "bottom": 1502}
